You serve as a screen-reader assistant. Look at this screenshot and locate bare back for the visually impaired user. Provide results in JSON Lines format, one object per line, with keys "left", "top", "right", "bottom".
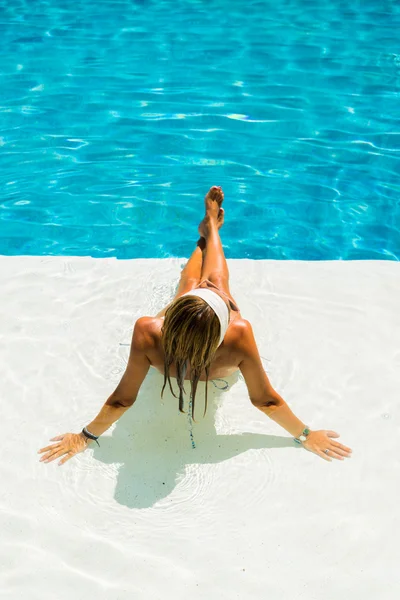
{"left": 146, "top": 278, "right": 246, "bottom": 381}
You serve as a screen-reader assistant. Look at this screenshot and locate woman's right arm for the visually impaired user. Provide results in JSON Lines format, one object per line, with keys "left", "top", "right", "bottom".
{"left": 38, "top": 317, "right": 152, "bottom": 466}
{"left": 237, "top": 319, "right": 352, "bottom": 462}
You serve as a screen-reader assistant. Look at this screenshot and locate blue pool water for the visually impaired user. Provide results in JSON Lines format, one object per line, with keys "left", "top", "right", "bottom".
{"left": 1, "top": 0, "right": 399, "bottom": 260}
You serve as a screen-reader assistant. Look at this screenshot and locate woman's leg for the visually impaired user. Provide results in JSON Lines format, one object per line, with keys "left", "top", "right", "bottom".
{"left": 155, "top": 239, "right": 206, "bottom": 317}
{"left": 199, "top": 187, "right": 231, "bottom": 294}
{"left": 156, "top": 187, "right": 226, "bottom": 318}
{"left": 175, "top": 238, "right": 205, "bottom": 296}
{"left": 175, "top": 186, "right": 225, "bottom": 296}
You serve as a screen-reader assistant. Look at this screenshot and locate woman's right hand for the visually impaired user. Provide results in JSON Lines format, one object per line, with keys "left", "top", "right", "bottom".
{"left": 302, "top": 429, "right": 352, "bottom": 461}
{"left": 38, "top": 433, "right": 89, "bottom": 466}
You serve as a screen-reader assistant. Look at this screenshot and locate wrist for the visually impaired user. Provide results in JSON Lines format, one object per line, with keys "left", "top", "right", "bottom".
{"left": 79, "top": 432, "right": 92, "bottom": 445}
{"left": 81, "top": 426, "right": 101, "bottom": 447}
{"left": 294, "top": 426, "right": 312, "bottom": 444}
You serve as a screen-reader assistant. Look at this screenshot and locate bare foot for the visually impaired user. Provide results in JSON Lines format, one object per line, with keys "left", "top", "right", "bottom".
{"left": 198, "top": 186, "right": 224, "bottom": 238}
{"left": 204, "top": 185, "right": 224, "bottom": 216}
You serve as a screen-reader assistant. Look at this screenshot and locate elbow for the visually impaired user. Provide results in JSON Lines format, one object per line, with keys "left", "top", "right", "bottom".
{"left": 106, "top": 393, "right": 134, "bottom": 409}
{"left": 251, "top": 394, "right": 283, "bottom": 414}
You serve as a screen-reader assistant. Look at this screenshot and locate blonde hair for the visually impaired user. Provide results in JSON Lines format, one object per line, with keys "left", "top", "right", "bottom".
{"left": 161, "top": 295, "right": 221, "bottom": 419}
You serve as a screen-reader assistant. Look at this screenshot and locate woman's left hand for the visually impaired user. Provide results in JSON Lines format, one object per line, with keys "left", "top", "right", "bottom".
{"left": 38, "top": 433, "right": 89, "bottom": 465}
{"left": 302, "top": 430, "right": 352, "bottom": 461}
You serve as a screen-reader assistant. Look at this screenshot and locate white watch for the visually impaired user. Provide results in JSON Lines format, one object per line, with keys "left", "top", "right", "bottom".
{"left": 295, "top": 427, "right": 311, "bottom": 444}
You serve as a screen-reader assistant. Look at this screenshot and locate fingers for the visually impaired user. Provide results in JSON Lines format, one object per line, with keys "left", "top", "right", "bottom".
{"left": 43, "top": 448, "right": 70, "bottom": 464}
{"left": 38, "top": 442, "right": 61, "bottom": 455}
{"left": 326, "top": 448, "right": 344, "bottom": 461}
{"left": 315, "top": 445, "right": 351, "bottom": 462}
{"left": 311, "top": 444, "right": 348, "bottom": 462}
{"left": 330, "top": 440, "right": 352, "bottom": 454}
{"left": 329, "top": 442, "right": 352, "bottom": 457}
{"left": 38, "top": 433, "right": 86, "bottom": 465}
{"left": 326, "top": 430, "right": 340, "bottom": 438}
{"left": 305, "top": 430, "right": 353, "bottom": 462}
{"left": 38, "top": 435, "right": 66, "bottom": 454}
{"left": 58, "top": 453, "right": 73, "bottom": 466}
{"left": 40, "top": 447, "right": 68, "bottom": 463}
{"left": 316, "top": 449, "right": 332, "bottom": 462}
{"left": 326, "top": 431, "right": 353, "bottom": 458}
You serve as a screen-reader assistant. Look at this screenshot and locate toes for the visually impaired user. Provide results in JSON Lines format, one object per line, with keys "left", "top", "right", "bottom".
{"left": 217, "top": 208, "right": 224, "bottom": 229}
{"left": 207, "top": 186, "right": 224, "bottom": 204}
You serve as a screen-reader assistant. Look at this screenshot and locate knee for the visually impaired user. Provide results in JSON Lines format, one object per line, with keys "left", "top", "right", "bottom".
{"left": 207, "top": 273, "right": 229, "bottom": 289}
{"left": 181, "top": 275, "right": 200, "bottom": 287}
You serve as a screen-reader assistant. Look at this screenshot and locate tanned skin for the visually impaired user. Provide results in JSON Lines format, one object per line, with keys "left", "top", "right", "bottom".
{"left": 39, "top": 187, "right": 352, "bottom": 465}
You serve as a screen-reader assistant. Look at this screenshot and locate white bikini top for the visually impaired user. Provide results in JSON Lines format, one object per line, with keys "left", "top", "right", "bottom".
{"left": 182, "top": 288, "right": 229, "bottom": 347}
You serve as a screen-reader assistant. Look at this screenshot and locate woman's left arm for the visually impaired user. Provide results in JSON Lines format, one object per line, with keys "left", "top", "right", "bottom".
{"left": 38, "top": 317, "right": 152, "bottom": 465}
{"left": 82, "top": 317, "right": 152, "bottom": 436}
{"left": 237, "top": 319, "right": 352, "bottom": 462}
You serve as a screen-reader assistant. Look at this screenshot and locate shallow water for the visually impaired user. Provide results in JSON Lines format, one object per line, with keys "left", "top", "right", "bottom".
{"left": 1, "top": 0, "right": 400, "bottom": 259}
{"left": 1, "top": 257, "right": 399, "bottom": 599}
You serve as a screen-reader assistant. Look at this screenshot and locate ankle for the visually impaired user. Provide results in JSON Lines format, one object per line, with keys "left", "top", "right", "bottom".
{"left": 204, "top": 213, "right": 218, "bottom": 228}
{"left": 197, "top": 237, "right": 206, "bottom": 251}
{"left": 205, "top": 209, "right": 219, "bottom": 222}
{"left": 206, "top": 220, "right": 219, "bottom": 236}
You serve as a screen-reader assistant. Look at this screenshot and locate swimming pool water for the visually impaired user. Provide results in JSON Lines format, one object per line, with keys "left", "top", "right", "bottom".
{"left": 1, "top": 0, "right": 399, "bottom": 260}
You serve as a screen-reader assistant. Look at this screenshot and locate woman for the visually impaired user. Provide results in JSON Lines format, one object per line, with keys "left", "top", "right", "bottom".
{"left": 39, "top": 186, "right": 352, "bottom": 465}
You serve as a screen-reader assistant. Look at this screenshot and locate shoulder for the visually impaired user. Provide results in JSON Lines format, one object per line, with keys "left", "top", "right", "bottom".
{"left": 132, "top": 317, "right": 162, "bottom": 350}
{"left": 229, "top": 317, "right": 253, "bottom": 337}
{"left": 226, "top": 318, "right": 256, "bottom": 351}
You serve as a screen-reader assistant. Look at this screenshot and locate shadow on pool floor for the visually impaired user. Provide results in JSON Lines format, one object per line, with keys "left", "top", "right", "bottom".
{"left": 92, "top": 368, "right": 297, "bottom": 509}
